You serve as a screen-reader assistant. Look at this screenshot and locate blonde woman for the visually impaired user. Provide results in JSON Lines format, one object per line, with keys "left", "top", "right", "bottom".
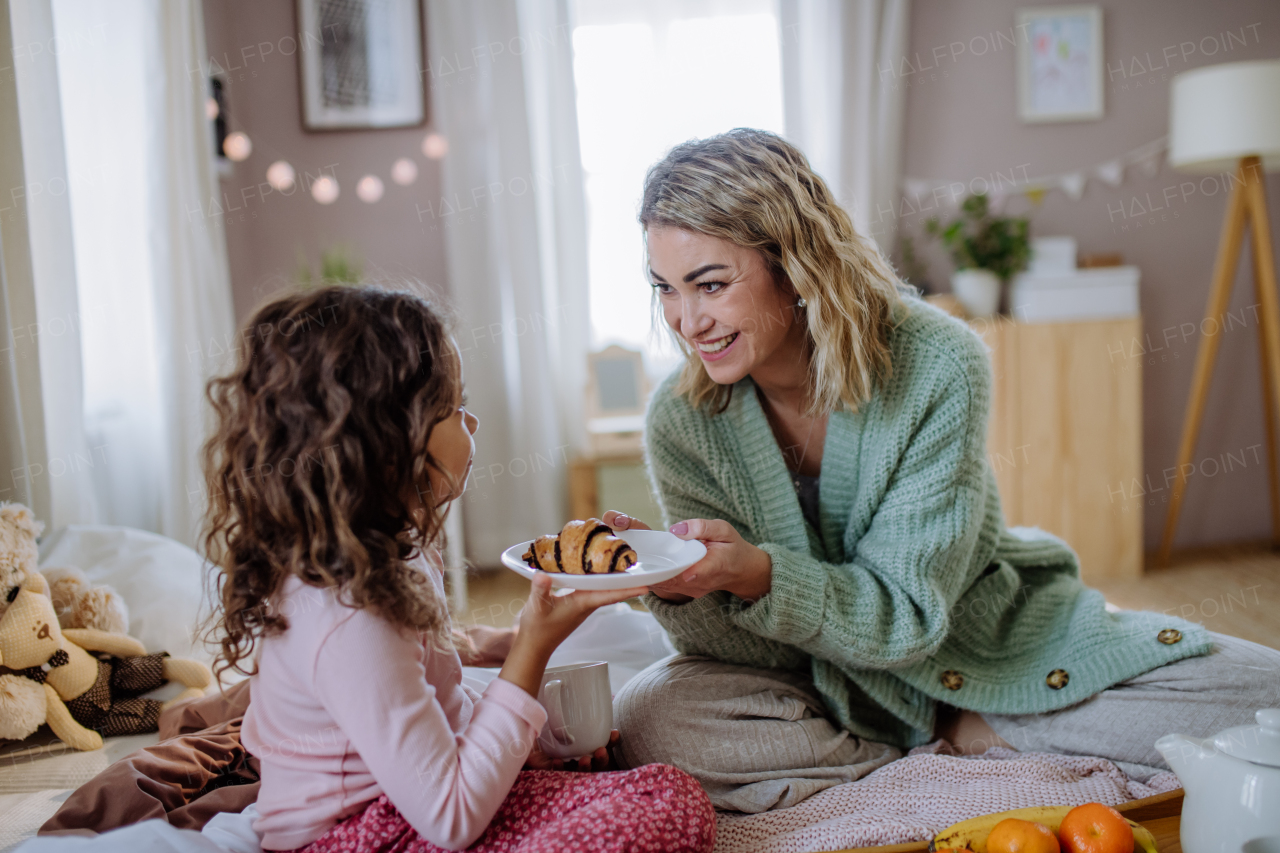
{"left": 606, "top": 129, "right": 1280, "bottom": 814}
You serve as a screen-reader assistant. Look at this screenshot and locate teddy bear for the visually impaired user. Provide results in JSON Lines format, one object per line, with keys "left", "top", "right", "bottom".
{"left": 0, "top": 502, "right": 129, "bottom": 633}
{"left": 0, "top": 503, "right": 49, "bottom": 611}
{"left": 41, "top": 567, "right": 129, "bottom": 635}
{"left": 0, "top": 587, "right": 211, "bottom": 751}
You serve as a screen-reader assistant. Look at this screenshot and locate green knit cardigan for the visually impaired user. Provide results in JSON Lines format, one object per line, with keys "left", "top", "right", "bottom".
{"left": 642, "top": 296, "right": 1209, "bottom": 748}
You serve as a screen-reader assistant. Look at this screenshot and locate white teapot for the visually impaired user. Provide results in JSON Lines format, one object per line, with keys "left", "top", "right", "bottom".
{"left": 1156, "top": 709, "right": 1280, "bottom": 853}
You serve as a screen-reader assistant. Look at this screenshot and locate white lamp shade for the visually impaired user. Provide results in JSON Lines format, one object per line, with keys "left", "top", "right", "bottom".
{"left": 1170, "top": 60, "right": 1280, "bottom": 174}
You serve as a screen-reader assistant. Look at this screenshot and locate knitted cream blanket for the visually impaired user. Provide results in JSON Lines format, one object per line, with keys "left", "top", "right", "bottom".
{"left": 713, "top": 743, "right": 1180, "bottom": 853}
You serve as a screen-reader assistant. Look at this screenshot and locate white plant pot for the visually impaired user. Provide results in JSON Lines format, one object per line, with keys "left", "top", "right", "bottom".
{"left": 951, "top": 269, "right": 1002, "bottom": 318}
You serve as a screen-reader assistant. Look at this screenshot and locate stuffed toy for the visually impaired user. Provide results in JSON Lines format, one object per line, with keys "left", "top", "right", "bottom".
{"left": 0, "top": 588, "right": 211, "bottom": 751}
{"left": 0, "top": 503, "right": 49, "bottom": 615}
{"left": 41, "top": 567, "right": 129, "bottom": 635}
{"left": 0, "top": 502, "right": 128, "bottom": 633}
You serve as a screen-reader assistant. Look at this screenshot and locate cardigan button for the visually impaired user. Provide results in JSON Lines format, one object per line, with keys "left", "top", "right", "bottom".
{"left": 940, "top": 670, "right": 964, "bottom": 690}
{"left": 1046, "top": 669, "right": 1069, "bottom": 690}
{"left": 1157, "top": 629, "right": 1182, "bottom": 645}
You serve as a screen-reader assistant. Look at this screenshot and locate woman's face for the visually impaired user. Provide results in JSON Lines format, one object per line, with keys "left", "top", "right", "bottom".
{"left": 648, "top": 227, "right": 803, "bottom": 386}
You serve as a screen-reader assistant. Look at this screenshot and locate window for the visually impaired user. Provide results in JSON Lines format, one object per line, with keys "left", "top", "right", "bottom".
{"left": 571, "top": 0, "right": 784, "bottom": 380}
{"left": 52, "top": 0, "right": 165, "bottom": 530}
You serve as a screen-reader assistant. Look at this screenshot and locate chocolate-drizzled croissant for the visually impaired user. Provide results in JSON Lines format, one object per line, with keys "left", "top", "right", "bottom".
{"left": 522, "top": 518, "right": 639, "bottom": 574}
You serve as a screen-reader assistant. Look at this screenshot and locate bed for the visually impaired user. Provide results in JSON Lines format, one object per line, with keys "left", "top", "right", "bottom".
{"left": 0, "top": 736, "right": 1187, "bottom": 853}
{"left": 1, "top": 526, "right": 1187, "bottom": 853}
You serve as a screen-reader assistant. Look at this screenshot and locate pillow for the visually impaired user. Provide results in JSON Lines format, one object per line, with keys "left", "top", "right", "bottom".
{"left": 462, "top": 604, "right": 676, "bottom": 696}
{"left": 37, "top": 526, "right": 213, "bottom": 666}
{"left": 547, "top": 602, "right": 676, "bottom": 693}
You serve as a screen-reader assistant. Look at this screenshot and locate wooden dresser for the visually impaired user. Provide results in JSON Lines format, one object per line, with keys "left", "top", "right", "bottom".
{"left": 975, "top": 315, "right": 1144, "bottom": 582}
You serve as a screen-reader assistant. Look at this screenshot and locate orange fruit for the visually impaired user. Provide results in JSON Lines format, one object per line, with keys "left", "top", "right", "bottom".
{"left": 987, "top": 818, "right": 1062, "bottom": 853}
{"left": 1058, "top": 803, "right": 1134, "bottom": 853}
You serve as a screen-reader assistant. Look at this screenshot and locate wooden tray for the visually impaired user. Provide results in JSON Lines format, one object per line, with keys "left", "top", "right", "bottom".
{"left": 824, "top": 789, "right": 1185, "bottom": 853}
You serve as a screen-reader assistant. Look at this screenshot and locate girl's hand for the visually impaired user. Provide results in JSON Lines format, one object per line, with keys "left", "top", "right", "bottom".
{"left": 518, "top": 572, "right": 645, "bottom": 654}
{"left": 498, "top": 573, "right": 645, "bottom": 698}
{"left": 647, "top": 518, "right": 772, "bottom": 603}
{"left": 454, "top": 625, "right": 516, "bottom": 667}
{"left": 524, "top": 730, "right": 621, "bottom": 772}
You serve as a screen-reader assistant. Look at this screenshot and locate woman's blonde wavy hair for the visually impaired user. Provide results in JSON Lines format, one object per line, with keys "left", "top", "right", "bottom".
{"left": 640, "top": 128, "right": 907, "bottom": 416}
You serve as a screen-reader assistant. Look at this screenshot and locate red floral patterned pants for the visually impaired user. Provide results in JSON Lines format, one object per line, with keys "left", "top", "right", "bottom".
{"left": 295, "top": 763, "right": 715, "bottom": 853}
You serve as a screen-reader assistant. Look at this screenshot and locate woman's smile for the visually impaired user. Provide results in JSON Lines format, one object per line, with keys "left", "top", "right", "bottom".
{"left": 694, "top": 332, "right": 739, "bottom": 360}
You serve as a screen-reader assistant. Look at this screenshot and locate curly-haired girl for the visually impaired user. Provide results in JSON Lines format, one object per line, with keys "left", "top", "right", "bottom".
{"left": 203, "top": 285, "right": 714, "bottom": 853}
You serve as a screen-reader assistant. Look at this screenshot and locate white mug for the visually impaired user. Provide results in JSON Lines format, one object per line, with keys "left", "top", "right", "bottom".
{"left": 536, "top": 661, "right": 612, "bottom": 760}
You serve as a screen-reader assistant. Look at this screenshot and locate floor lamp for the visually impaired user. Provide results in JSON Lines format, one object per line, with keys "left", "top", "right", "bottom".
{"left": 1158, "top": 60, "right": 1280, "bottom": 566}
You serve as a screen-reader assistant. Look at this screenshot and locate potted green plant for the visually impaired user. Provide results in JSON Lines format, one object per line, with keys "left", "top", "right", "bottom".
{"left": 295, "top": 245, "right": 363, "bottom": 288}
{"left": 924, "top": 193, "right": 1030, "bottom": 317}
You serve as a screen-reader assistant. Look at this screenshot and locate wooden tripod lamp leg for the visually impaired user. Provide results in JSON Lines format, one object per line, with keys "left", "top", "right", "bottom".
{"left": 1244, "top": 156, "right": 1280, "bottom": 548}
{"left": 1157, "top": 159, "right": 1251, "bottom": 566}
{"left": 1257, "top": 296, "right": 1280, "bottom": 547}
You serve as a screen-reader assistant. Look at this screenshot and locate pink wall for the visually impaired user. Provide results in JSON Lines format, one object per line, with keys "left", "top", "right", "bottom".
{"left": 899, "top": 0, "right": 1280, "bottom": 552}
{"left": 202, "top": 0, "right": 1280, "bottom": 553}
{"left": 200, "top": 0, "right": 450, "bottom": 320}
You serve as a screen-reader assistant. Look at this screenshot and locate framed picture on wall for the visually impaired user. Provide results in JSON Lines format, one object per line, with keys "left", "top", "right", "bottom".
{"left": 296, "top": 0, "right": 426, "bottom": 130}
{"left": 1016, "top": 5, "right": 1104, "bottom": 123}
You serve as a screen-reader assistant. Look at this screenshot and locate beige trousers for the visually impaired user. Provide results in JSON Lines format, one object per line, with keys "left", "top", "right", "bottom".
{"left": 612, "top": 655, "right": 900, "bottom": 813}
{"left": 982, "top": 632, "right": 1280, "bottom": 779}
{"left": 613, "top": 634, "right": 1280, "bottom": 812}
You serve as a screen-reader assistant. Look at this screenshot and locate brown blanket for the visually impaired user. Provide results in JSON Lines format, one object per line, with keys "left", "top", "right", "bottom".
{"left": 39, "top": 680, "right": 258, "bottom": 836}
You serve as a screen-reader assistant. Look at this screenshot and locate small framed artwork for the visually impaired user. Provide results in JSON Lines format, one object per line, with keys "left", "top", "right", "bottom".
{"left": 1016, "top": 5, "right": 1104, "bottom": 123}
{"left": 585, "top": 346, "right": 650, "bottom": 457}
{"left": 296, "top": 0, "right": 426, "bottom": 131}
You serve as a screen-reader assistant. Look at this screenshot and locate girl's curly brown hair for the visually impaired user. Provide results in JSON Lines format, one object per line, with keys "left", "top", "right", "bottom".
{"left": 202, "top": 285, "right": 460, "bottom": 680}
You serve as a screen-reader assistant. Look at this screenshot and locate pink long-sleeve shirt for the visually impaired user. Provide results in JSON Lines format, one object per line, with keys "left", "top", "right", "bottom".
{"left": 241, "top": 558, "right": 547, "bottom": 851}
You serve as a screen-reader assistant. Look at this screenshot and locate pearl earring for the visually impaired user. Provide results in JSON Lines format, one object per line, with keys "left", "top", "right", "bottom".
{"left": 796, "top": 297, "right": 807, "bottom": 308}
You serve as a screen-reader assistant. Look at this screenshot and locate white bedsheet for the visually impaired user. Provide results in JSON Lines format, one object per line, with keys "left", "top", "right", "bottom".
{"left": 0, "top": 735, "right": 159, "bottom": 796}
{"left": 1, "top": 791, "right": 74, "bottom": 853}
{"left": 11, "top": 806, "right": 263, "bottom": 853}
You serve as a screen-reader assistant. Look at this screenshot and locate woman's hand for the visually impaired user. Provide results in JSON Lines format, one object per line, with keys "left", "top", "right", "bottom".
{"left": 603, "top": 511, "right": 772, "bottom": 603}
{"left": 498, "top": 573, "right": 645, "bottom": 699}
{"left": 603, "top": 511, "right": 690, "bottom": 603}
{"left": 524, "top": 730, "right": 622, "bottom": 772}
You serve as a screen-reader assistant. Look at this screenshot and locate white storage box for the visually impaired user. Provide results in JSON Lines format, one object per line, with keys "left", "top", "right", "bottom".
{"left": 1009, "top": 265, "right": 1140, "bottom": 323}
{"left": 1029, "top": 236, "right": 1077, "bottom": 273}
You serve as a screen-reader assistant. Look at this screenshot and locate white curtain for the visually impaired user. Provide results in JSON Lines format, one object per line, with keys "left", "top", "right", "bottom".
{"left": 0, "top": 0, "right": 235, "bottom": 548}
{"left": 425, "top": 0, "right": 591, "bottom": 564}
{"left": 0, "top": 0, "right": 99, "bottom": 527}
{"left": 780, "top": 0, "right": 910, "bottom": 252}
{"left": 147, "top": 0, "right": 237, "bottom": 549}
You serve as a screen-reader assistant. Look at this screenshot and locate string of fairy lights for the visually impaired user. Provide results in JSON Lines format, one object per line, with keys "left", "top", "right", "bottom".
{"left": 210, "top": 97, "right": 448, "bottom": 205}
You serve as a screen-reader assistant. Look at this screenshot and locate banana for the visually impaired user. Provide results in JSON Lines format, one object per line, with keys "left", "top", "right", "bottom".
{"left": 929, "top": 805, "right": 1159, "bottom": 853}
{"left": 931, "top": 805, "right": 1073, "bottom": 853}
{"left": 1128, "top": 820, "right": 1159, "bottom": 853}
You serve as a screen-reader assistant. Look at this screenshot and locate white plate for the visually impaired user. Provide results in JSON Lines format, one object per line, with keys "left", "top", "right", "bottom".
{"left": 500, "top": 528, "right": 706, "bottom": 590}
